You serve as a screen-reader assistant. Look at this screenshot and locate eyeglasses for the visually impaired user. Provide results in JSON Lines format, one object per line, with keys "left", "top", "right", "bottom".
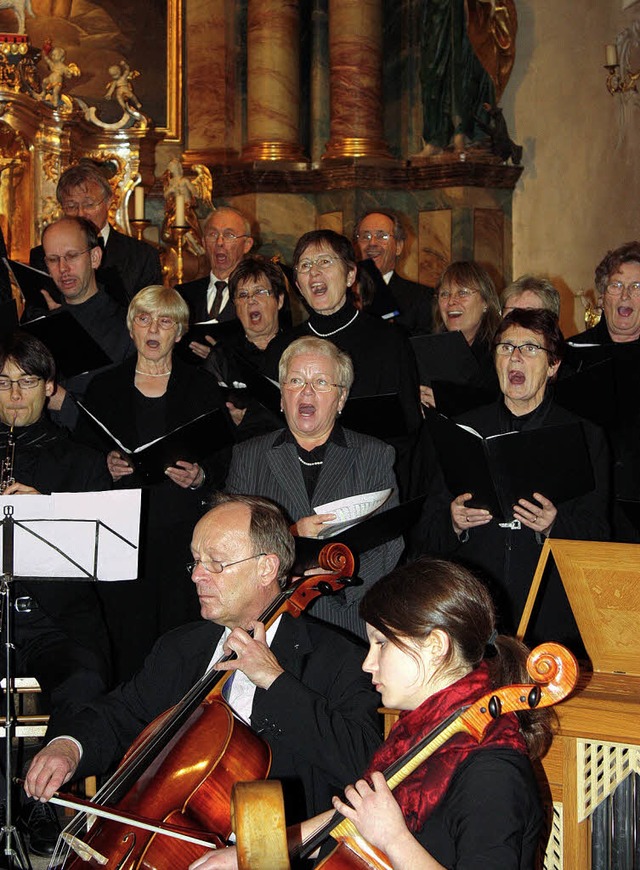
{"left": 204, "top": 230, "right": 250, "bottom": 243}
{"left": 61, "top": 196, "right": 108, "bottom": 215}
{"left": 295, "top": 255, "right": 341, "bottom": 274}
{"left": 235, "top": 288, "right": 272, "bottom": 302}
{"left": 0, "top": 376, "right": 42, "bottom": 391}
{"left": 354, "top": 230, "right": 392, "bottom": 243}
{"left": 437, "top": 288, "right": 478, "bottom": 301}
{"left": 186, "top": 553, "right": 266, "bottom": 576}
{"left": 282, "top": 376, "right": 343, "bottom": 393}
{"left": 605, "top": 281, "right": 640, "bottom": 298}
{"left": 494, "top": 342, "right": 550, "bottom": 358}
{"left": 44, "top": 249, "right": 91, "bottom": 268}
{"left": 133, "top": 313, "right": 177, "bottom": 330}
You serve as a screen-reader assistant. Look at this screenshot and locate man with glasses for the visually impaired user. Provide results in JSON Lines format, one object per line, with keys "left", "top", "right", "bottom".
{"left": 23, "top": 493, "right": 381, "bottom": 828}
{"left": 354, "top": 210, "right": 434, "bottom": 335}
{"left": 30, "top": 163, "right": 161, "bottom": 307}
{"left": 176, "top": 207, "right": 255, "bottom": 360}
{"left": 0, "top": 331, "right": 112, "bottom": 855}
{"left": 30, "top": 217, "right": 133, "bottom": 427}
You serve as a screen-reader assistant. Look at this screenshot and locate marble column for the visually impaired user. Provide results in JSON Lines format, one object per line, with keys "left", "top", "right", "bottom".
{"left": 323, "top": 0, "right": 391, "bottom": 160}
{"left": 241, "top": 0, "right": 305, "bottom": 162}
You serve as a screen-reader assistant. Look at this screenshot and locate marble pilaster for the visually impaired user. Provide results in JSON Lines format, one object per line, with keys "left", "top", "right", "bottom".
{"left": 323, "top": 0, "right": 392, "bottom": 161}
{"left": 241, "top": 0, "right": 305, "bottom": 162}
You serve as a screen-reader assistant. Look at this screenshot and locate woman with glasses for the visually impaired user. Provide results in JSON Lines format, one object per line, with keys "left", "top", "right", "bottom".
{"left": 203, "top": 256, "right": 289, "bottom": 440}
{"left": 413, "top": 309, "right": 610, "bottom": 649}
{"left": 78, "top": 285, "right": 228, "bottom": 681}
{"left": 226, "top": 337, "right": 403, "bottom": 639}
{"left": 267, "top": 231, "right": 422, "bottom": 476}
{"left": 420, "top": 260, "right": 502, "bottom": 409}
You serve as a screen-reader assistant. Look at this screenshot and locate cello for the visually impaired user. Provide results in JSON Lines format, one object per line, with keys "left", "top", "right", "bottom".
{"left": 231, "top": 642, "right": 578, "bottom": 870}
{"left": 47, "top": 542, "right": 356, "bottom": 869}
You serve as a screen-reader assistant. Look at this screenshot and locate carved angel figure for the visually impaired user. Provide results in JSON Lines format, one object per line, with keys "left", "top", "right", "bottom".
{"left": 105, "top": 61, "right": 142, "bottom": 114}
{"left": 39, "top": 46, "right": 80, "bottom": 107}
{"left": 161, "top": 160, "right": 213, "bottom": 254}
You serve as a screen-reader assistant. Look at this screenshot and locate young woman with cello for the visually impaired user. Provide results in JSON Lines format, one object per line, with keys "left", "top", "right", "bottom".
{"left": 193, "top": 557, "right": 563, "bottom": 870}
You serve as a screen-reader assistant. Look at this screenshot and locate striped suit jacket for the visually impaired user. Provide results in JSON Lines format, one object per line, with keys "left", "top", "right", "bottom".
{"left": 225, "top": 427, "right": 403, "bottom": 638}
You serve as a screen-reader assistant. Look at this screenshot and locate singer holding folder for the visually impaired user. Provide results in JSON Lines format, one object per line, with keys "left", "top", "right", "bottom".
{"left": 412, "top": 309, "right": 610, "bottom": 649}
{"left": 226, "top": 337, "right": 402, "bottom": 640}
{"left": 77, "top": 286, "right": 229, "bottom": 682}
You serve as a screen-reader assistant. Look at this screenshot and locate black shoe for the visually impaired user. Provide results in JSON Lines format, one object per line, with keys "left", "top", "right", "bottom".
{"left": 21, "top": 799, "right": 60, "bottom": 857}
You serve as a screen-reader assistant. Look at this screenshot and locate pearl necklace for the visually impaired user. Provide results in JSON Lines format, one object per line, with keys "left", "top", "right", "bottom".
{"left": 298, "top": 456, "right": 323, "bottom": 467}
{"left": 135, "top": 369, "right": 172, "bottom": 377}
{"left": 308, "top": 310, "right": 359, "bottom": 338}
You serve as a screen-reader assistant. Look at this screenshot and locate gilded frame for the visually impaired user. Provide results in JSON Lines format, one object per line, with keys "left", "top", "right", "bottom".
{"left": 164, "top": 0, "right": 183, "bottom": 141}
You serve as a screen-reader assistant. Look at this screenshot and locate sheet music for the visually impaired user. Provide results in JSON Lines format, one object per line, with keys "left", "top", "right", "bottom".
{"left": 313, "top": 489, "right": 392, "bottom": 538}
{"left": 0, "top": 490, "right": 141, "bottom": 580}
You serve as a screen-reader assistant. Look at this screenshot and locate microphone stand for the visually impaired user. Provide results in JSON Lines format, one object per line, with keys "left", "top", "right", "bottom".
{"left": 1, "top": 505, "right": 33, "bottom": 869}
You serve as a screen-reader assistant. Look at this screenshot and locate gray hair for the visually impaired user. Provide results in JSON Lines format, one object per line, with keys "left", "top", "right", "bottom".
{"left": 278, "top": 336, "right": 354, "bottom": 395}
{"left": 501, "top": 275, "right": 560, "bottom": 317}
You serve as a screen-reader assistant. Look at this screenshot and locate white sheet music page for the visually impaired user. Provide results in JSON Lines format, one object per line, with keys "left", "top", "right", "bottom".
{"left": 0, "top": 490, "right": 141, "bottom": 581}
{"left": 313, "top": 488, "right": 392, "bottom": 538}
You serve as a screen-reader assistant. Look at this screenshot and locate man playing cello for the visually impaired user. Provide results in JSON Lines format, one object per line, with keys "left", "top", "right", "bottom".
{"left": 24, "top": 494, "right": 382, "bottom": 831}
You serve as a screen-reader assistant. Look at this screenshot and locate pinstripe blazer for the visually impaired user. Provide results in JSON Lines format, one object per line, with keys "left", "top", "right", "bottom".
{"left": 225, "top": 427, "right": 403, "bottom": 638}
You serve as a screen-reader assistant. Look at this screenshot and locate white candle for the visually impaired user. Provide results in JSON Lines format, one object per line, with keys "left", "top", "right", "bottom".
{"left": 605, "top": 43, "right": 618, "bottom": 67}
{"left": 134, "top": 187, "right": 145, "bottom": 220}
{"left": 175, "top": 193, "right": 185, "bottom": 226}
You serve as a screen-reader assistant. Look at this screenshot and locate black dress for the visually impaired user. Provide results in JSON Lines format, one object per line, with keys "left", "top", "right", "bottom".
{"left": 77, "top": 357, "right": 229, "bottom": 681}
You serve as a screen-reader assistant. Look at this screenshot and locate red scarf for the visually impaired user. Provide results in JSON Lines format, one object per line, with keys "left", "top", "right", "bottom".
{"left": 366, "top": 662, "right": 527, "bottom": 832}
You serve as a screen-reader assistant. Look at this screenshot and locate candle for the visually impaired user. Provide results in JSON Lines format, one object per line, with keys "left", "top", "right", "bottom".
{"left": 175, "top": 193, "right": 185, "bottom": 226}
{"left": 134, "top": 186, "right": 145, "bottom": 220}
{"left": 605, "top": 43, "right": 618, "bottom": 67}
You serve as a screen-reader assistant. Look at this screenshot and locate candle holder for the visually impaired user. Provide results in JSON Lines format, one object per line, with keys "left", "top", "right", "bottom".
{"left": 171, "top": 224, "right": 190, "bottom": 285}
{"left": 604, "top": 63, "right": 640, "bottom": 95}
{"left": 130, "top": 218, "right": 151, "bottom": 242}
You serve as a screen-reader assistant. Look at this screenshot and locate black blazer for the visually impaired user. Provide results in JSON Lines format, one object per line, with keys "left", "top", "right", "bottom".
{"left": 56, "top": 613, "right": 382, "bottom": 821}
{"left": 388, "top": 271, "right": 434, "bottom": 336}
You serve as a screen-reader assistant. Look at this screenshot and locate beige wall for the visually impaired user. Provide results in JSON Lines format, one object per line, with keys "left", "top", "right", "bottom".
{"left": 504, "top": 0, "right": 640, "bottom": 333}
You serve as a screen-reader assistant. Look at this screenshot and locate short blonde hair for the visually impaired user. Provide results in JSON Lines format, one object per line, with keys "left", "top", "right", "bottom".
{"left": 278, "top": 336, "right": 354, "bottom": 394}
{"left": 127, "top": 285, "right": 190, "bottom": 338}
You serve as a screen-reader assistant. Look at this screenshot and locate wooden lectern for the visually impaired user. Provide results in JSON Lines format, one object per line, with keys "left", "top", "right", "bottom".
{"left": 517, "top": 539, "right": 640, "bottom": 870}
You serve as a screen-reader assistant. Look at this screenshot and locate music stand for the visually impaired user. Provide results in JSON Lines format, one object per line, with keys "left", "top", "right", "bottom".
{"left": 0, "top": 492, "right": 140, "bottom": 868}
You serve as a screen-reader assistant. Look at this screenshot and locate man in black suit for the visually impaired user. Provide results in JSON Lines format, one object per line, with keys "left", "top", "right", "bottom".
{"left": 24, "top": 493, "right": 381, "bottom": 826}
{"left": 30, "top": 163, "right": 162, "bottom": 307}
{"left": 33, "top": 216, "right": 133, "bottom": 428}
{"left": 354, "top": 210, "right": 434, "bottom": 335}
{"left": 176, "top": 207, "right": 254, "bottom": 360}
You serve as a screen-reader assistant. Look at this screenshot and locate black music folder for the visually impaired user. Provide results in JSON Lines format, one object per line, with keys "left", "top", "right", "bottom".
{"left": 293, "top": 496, "right": 425, "bottom": 573}
{"left": 557, "top": 343, "right": 640, "bottom": 427}
{"left": 0, "top": 299, "right": 18, "bottom": 339}
{"left": 431, "top": 380, "right": 498, "bottom": 418}
{"left": 77, "top": 405, "right": 236, "bottom": 484}
{"left": 411, "top": 330, "right": 480, "bottom": 385}
{"left": 186, "top": 318, "right": 245, "bottom": 345}
{"left": 21, "top": 309, "right": 111, "bottom": 376}
{"left": 340, "top": 393, "right": 408, "bottom": 440}
{"left": 425, "top": 412, "right": 595, "bottom": 521}
{"left": 6, "top": 258, "right": 62, "bottom": 307}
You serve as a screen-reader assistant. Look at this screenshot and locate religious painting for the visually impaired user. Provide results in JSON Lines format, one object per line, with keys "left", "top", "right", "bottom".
{"left": 0, "top": 0, "right": 182, "bottom": 138}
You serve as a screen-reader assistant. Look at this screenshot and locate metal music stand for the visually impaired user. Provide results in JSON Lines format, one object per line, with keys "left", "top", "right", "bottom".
{"left": 0, "top": 495, "right": 139, "bottom": 869}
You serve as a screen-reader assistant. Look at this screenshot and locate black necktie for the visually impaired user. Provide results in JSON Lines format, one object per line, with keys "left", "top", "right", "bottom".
{"left": 209, "top": 281, "right": 226, "bottom": 319}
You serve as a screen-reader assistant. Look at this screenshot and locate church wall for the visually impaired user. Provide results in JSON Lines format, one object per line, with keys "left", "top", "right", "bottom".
{"left": 505, "top": 0, "right": 640, "bottom": 334}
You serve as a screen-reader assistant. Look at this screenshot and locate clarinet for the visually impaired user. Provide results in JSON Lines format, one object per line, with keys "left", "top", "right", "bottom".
{"left": 0, "top": 422, "right": 15, "bottom": 493}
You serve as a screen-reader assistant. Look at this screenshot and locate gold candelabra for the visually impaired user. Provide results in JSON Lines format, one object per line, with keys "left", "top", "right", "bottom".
{"left": 171, "top": 225, "right": 189, "bottom": 285}
{"left": 604, "top": 63, "right": 640, "bottom": 95}
{"left": 130, "top": 218, "right": 151, "bottom": 242}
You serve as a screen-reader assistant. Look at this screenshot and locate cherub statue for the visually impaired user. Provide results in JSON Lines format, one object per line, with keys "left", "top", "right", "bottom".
{"left": 161, "top": 159, "right": 212, "bottom": 252}
{"left": 39, "top": 46, "right": 80, "bottom": 107}
{"left": 105, "top": 60, "right": 142, "bottom": 114}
